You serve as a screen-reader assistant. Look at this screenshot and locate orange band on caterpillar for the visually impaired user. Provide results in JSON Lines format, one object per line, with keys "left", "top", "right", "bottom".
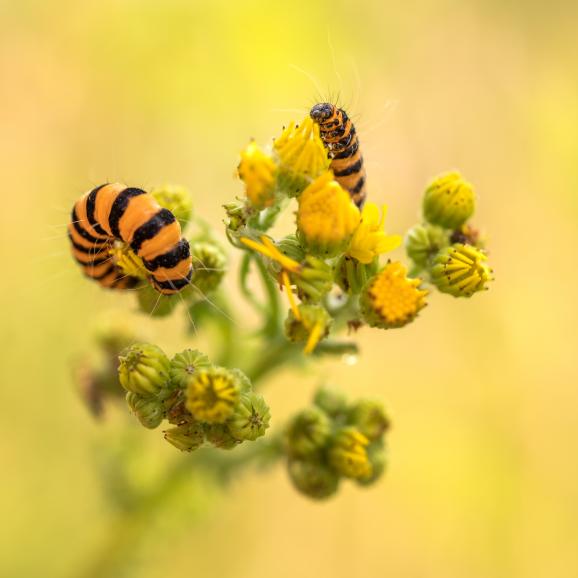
{"left": 67, "top": 183, "right": 192, "bottom": 295}
{"left": 310, "top": 103, "right": 366, "bottom": 208}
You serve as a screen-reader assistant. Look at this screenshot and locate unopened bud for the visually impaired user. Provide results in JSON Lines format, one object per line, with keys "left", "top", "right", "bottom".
{"left": 126, "top": 392, "right": 164, "bottom": 429}
{"left": 228, "top": 392, "right": 271, "bottom": 441}
{"left": 284, "top": 407, "right": 331, "bottom": 457}
{"left": 423, "top": 171, "right": 475, "bottom": 229}
{"left": 151, "top": 184, "right": 194, "bottom": 230}
{"left": 169, "top": 349, "right": 211, "bottom": 389}
{"left": 164, "top": 421, "right": 205, "bottom": 452}
{"left": 118, "top": 343, "right": 171, "bottom": 397}
{"left": 288, "top": 458, "right": 340, "bottom": 500}
{"left": 328, "top": 427, "right": 372, "bottom": 480}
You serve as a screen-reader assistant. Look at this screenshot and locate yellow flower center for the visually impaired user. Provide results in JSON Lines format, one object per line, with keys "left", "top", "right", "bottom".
{"left": 185, "top": 369, "right": 239, "bottom": 423}
{"left": 367, "top": 262, "right": 428, "bottom": 325}
{"left": 110, "top": 242, "right": 148, "bottom": 280}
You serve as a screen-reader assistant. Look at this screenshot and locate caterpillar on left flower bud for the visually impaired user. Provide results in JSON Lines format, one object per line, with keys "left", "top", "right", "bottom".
{"left": 68, "top": 183, "right": 192, "bottom": 294}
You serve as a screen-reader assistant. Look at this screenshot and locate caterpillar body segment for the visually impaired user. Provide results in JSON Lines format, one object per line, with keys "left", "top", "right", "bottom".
{"left": 68, "top": 183, "right": 192, "bottom": 295}
{"left": 310, "top": 103, "right": 366, "bottom": 208}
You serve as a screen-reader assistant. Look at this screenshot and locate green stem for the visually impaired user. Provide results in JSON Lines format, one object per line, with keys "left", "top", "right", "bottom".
{"left": 244, "top": 337, "right": 301, "bottom": 385}
{"left": 80, "top": 442, "right": 280, "bottom": 578}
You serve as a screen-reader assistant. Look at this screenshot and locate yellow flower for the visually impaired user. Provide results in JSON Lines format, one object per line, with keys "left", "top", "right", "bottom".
{"left": 185, "top": 367, "right": 241, "bottom": 423}
{"left": 360, "top": 261, "right": 428, "bottom": 329}
{"left": 347, "top": 203, "right": 401, "bottom": 264}
{"left": 430, "top": 243, "right": 493, "bottom": 297}
{"left": 274, "top": 117, "right": 331, "bottom": 197}
{"left": 110, "top": 242, "right": 148, "bottom": 280}
{"left": 297, "top": 172, "right": 361, "bottom": 257}
{"left": 237, "top": 141, "right": 277, "bottom": 209}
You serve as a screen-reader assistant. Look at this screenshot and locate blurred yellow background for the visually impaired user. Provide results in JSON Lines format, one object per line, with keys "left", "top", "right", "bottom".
{"left": 1, "top": 0, "right": 578, "bottom": 577}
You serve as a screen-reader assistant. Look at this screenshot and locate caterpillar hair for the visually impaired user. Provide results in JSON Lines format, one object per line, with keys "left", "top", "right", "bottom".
{"left": 310, "top": 103, "right": 366, "bottom": 208}
{"left": 68, "top": 183, "right": 192, "bottom": 295}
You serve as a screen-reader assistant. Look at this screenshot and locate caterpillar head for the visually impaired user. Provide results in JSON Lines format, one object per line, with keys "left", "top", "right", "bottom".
{"left": 310, "top": 103, "right": 335, "bottom": 122}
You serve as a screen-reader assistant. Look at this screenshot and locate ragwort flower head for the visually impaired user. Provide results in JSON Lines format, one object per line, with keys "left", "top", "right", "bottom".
{"left": 185, "top": 366, "right": 243, "bottom": 423}
{"left": 423, "top": 171, "right": 475, "bottom": 230}
{"left": 328, "top": 427, "right": 372, "bottom": 480}
{"left": 169, "top": 348, "right": 211, "bottom": 389}
{"left": 228, "top": 391, "right": 271, "bottom": 441}
{"left": 288, "top": 458, "right": 340, "bottom": 500}
{"left": 347, "top": 203, "right": 401, "bottom": 265}
{"left": 164, "top": 421, "right": 205, "bottom": 452}
{"left": 118, "top": 343, "right": 171, "bottom": 397}
{"left": 360, "top": 261, "right": 428, "bottom": 329}
{"left": 430, "top": 243, "right": 493, "bottom": 297}
{"left": 238, "top": 141, "right": 277, "bottom": 209}
{"left": 274, "top": 117, "right": 330, "bottom": 197}
{"left": 297, "top": 172, "right": 360, "bottom": 258}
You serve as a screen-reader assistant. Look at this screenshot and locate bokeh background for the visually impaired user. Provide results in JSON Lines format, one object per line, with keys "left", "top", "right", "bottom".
{"left": 1, "top": 0, "right": 577, "bottom": 576}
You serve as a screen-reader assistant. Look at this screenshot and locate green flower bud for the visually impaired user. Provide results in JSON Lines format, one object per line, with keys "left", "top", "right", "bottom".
{"left": 118, "top": 343, "right": 171, "bottom": 397}
{"left": 328, "top": 427, "right": 372, "bottom": 480}
{"left": 151, "top": 184, "right": 194, "bottom": 230}
{"left": 126, "top": 392, "right": 164, "bottom": 429}
{"left": 223, "top": 201, "right": 248, "bottom": 233}
{"left": 335, "top": 255, "right": 379, "bottom": 295}
{"left": 188, "top": 241, "right": 227, "bottom": 295}
{"left": 313, "top": 386, "right": 348, "bottom": 419}
{"left": 285, "top": 407, "right": 332, "bottom": 457}
{"left": 277, "top": 234, "right": 306, "bottom": 263}
{"left": 266, "top": 235, "right": 306, "bottom": 280}
{"left": 169, "top": 349, "right": 211, "bottom": 389}
{"left": 348, "top": 400, "right": 390, "bottom": 442}
{"left": 423, "top": 171, "right": 475, "bottom": 229}
{"left": 228, "top": 392, "right": 271, "bottom": 441}
{"left": 229, "top": 368, "right": 252, "bottom": 394}
{"left": 164, "top": 421, "right": 205, "bottom": 452}
{"left": 284, "top": 304, "right": 332, "bottom": 354}
{"left": 204, "top": 423, "right": 242, "bottom": 449}
{"left": 295, "top": 256, "right": 334, "bottom": 303}
{"left": 136, "top": 284, "right": 178, "bottom": 317}
{"left": 185, "top": 366, "right": 242, "bottom": 423}
{"left": 430, "top": 243, "right": 493, "bottom": 297}
{"left": 405, "top": 223, "right": 449, "bottom": 269}
{"left": 356, "top": 442, "right": 387, "bottom": 487}
{"left": 288, "top": 458, "right": 340, "bottom": 500}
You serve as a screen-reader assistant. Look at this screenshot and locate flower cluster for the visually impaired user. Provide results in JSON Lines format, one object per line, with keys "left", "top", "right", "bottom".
{"left": 405, "top": 171, "right": 493, "bottom": 297}
{"left": 229, "top": 113, "right": 437, "bottom": 353}
{"left": 118, "top": 344, "right": 270, "bottom": 451}
{"left": 283, "top": 387, "right": 390, "bottom": 500}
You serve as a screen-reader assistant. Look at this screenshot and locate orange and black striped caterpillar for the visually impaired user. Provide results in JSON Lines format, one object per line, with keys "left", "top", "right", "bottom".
{"left": 68, "top": 183, "right": 192, "bottom": 295}
{"left": 310, "top": 103, "right": 366, "bottom": 208}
